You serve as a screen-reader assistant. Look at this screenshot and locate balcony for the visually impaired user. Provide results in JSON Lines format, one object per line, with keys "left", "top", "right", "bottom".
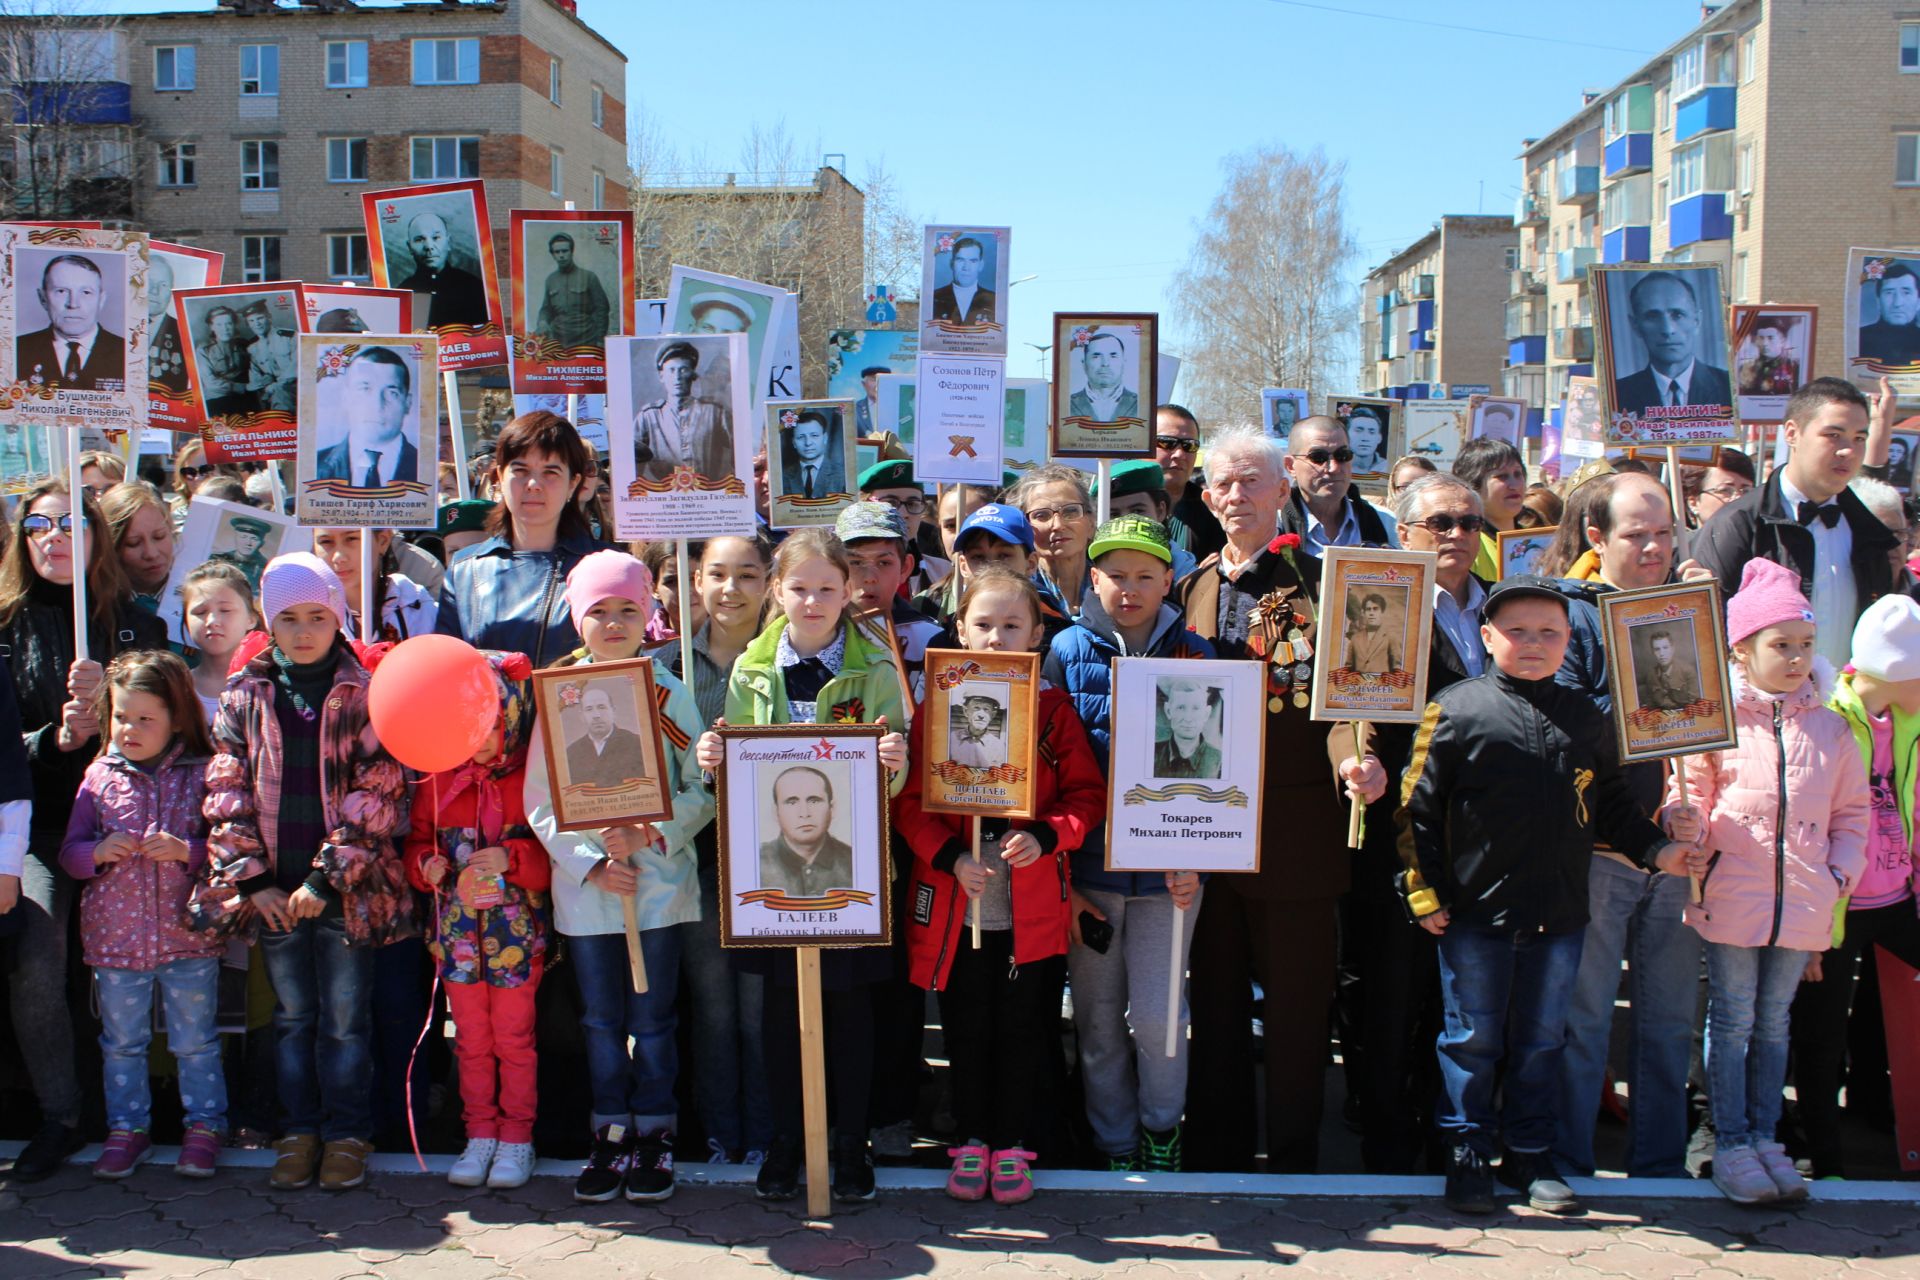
{"left": 1675, "top": 85, "right": 1736, "bottom": 142}
{"left": 1669, "top": 192, "right": 1733, "bottom": 248}
{"left": 1555, "top": 246, "right": 1599, "bottom": 284}
{"left": 1557, "top": 164, "right": 1599, "bottom": 205}
{"left": 12, "top": 80, "right": 132, "bottom": 127}
{"left": 1410, "top": 273, "right": 1434, "bottom": 300}
{"left": 1505, "top": 298, "right": 1545, "bottom": 340}
{"left": 1507, "top": 336, "right": 1546, "bottom": 368}
{"left": 1604, "top": 132, "right": 1653, "bottom": 178}
{"left": 1509, "top": 267, "right": 1545, "bottom": 298}
{"left": 1516, "top": 191, "right": 1548, "bottom": 226}
{"left": 1602, "top": 225, "right": 1651, "bottom": 264}
{"left": 1553, "top": 325, "right": 1595, "bottom": 361}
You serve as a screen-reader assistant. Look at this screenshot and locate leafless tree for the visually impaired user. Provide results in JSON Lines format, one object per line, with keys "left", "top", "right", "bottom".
{"left": 1170, "top": 145, "right": 1359, "bottom": 429}
{"left": 0, "top": 3, "right": 135, "bottom": 223}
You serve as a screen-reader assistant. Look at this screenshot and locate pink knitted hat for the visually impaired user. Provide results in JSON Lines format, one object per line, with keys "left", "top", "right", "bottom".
{"left": 1726, "top": 557, "right": 1815, "bottom": 645}
{"left": 259, "top": 552, "right": 347, "bottom": 630}
{"left": 566, "top": 549, "right": 655, "bottom": 622}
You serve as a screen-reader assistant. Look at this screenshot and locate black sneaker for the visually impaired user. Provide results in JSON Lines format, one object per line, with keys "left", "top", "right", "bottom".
{"left": 573, "top": 1124, "right": 632, "bottom": 1203}
{"left": 1139, "top": 1124, "right": 1183, "bottom": 1173}
{"left": 10, "top": 1119, "right": 84, "bottom": 1183}
{"left": 756, "top": 1135, "right": 801, "bottom": 1201}
{"left": 625, "top": 1129, "right": 676, "bottom": 1202}
{"left": 1443, "top": 1143, "right": 1497, "bottom": 1215}
{"left": 1499, "top": 1149, "right": 1581, "bottom": 1215}
{"left": 832, "top": 1133, "right": 875, "bottom": 1203}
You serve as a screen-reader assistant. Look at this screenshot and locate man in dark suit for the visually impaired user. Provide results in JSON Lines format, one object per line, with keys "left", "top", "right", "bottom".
{"left": 778, "top": 408, "right": 844, "bottom": 500}
{"left": 759, "top": 766, "right": 854, "bottom": 896}
{"left": 564, "top": 683, "right": 644, "bottom": 791}
{"left": 315, "top": 346, "right": 419, "bottom": 488}
{"left": 1613, "top": 270, "right": 1732, "bottom": 415}
{"left": 1858, "top": 262, "right": 1920, "bottom": 367}
{"left": 148, "top": 254, "right": 188, "bottom": 394}
{"left": 395, "top": 212, "right": 489, "bottom": 329}
{"left": 14, "top": 253, "right": 125, "bottom": 391}
{"left": 930, "top": 236, "right": 996, "bottom": 327}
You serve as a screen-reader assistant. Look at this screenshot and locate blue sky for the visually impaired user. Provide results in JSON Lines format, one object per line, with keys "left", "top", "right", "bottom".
{"left": 88, "top": 0, "right": 1707, "bottom": 375}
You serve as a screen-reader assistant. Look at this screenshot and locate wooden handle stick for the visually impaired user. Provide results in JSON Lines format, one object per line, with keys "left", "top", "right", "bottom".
{"left": 797, "top": 947, "right": 832, "bottom": 1218}
{"left": 970, "top": 816, "right": 983, "bottom": 949}
{"left": 1672, "top": 755, "right": 1703, "bottom": 904}
{"left": 1346, "top": 721, "right": 1367, "bottom": 849}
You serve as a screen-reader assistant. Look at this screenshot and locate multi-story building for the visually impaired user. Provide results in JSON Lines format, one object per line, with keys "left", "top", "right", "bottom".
{"left": 1360, "top": 214, "right": 1515, "bottom": 402}
{"left": 121, "top": 0, "right": 627, "bottom": 286}
{"left": 1514, "top": 0, "right": 1920, "bottom": 406}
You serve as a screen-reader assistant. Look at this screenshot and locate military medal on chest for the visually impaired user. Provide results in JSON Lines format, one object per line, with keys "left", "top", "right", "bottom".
{"left": 1249, "top": 584, "right": 1314, "bottom": 712}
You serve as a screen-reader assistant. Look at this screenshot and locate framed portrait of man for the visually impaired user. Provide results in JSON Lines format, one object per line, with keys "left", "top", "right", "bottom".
{"left": 1051, "top": 313, "right": 1158, "bottom": 458}
{"left": 1846, "top": 248, "right": 1920, "bottom": 401}
{"left": 173, "top": 281, "right": 307, "bottom": 463}
{"left": 1600, "top": 581, "right": 1737, "bottom": 763}
{"left": 1326, "top": 395, "right": 1399, "bottom": 481}
{"left": 1560, "top": 377, "right": 1607, "bottom": 465}
{"left": 919, "top": 225, "right": 1011, "bottom": 357}
{"left": 1731, "top": 304, "right": 1816, "bottom": 425}
{"left": 1261, "top": 388, "right": 1310, "bottom": 443}
{"left": 1592, "top": 263, "right": 1737, "bottom": 445}
{"left": 826, "top": 328, "right": 919, "bottom": 434}
{"left": 1309, "top": 546, "right": 1437, "bottom": 725}
{"left": 1890, "top": 430, "right": 1920, "bottom": 495}
{"left": 146, "top": 240, "right": 223, "bottom": 428}
{"left": 508, "top": 209, "right": 633, "bottom": 397}
{"left": 1497, "top": 527, "right": 1556, "bottom": 579}
{"left": 715, "top": 724, "right": 892, "bottom": 948}
{"left": 155, "top": 494, "right": 310, "bottom": 647}
{"left": 1401, "top": 400, "right": 1467, "bottom": 472}
{"left": 918, "top": 649, "right": 1040, "bottom": 818}
{"left": 1465, "top": 394, "right": 1527, "bottom": 448}
{"left": 361, "top": 179, "right": 507, "bottom": 370}
{"left": 1105, "top": 657, "right": 1265, "bottom": 875}
{"left": 765, "top": 399, "right": 857, "bottom": 529}
{"left": 304, "top": 285, "right": 412, "bottom": 340}
{"left": 531, "top": 658, "right": 673, "bottom": 832}
{"left": 0, "top": 225, "right": 151, "bottom": 432}
{"left": 606, "top": 332, "right": 754, "bottom": 541}
{"left": 294, "top": 334, "right": 441, "bottom": 530}
{"left": 663, "top": 266, "right": 789, "bottom": 409}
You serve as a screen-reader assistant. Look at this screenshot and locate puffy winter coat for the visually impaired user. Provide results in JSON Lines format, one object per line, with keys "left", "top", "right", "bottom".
{"left": 1672, "top": 660, "right": 1869, "bottom": 951}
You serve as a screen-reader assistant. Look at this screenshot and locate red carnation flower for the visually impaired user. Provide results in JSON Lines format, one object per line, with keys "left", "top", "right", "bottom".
{"left": 1269, "top": 533, "right": 1302, "bottom": 554}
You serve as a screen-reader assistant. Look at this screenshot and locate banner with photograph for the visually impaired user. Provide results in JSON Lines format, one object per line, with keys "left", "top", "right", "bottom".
{"left": 917, "top": 650, "right": 1039, "bottom": 818}
{"left": 1846, "top": 249, "right": 1920, "bottom": 401}
{"left": 1003, "top": 378, "right": 1049, "bottom": 478}
{"left": 914, "top": 354, "right": 1005, "bottom": 485}
{"left": 172, "top": 280, "right": 306, "bottom": 463}
{"left": 0, "top": 224, "right": 150, "bottom": 432}
{"left": 1562, "top": 377, "right": 1606, "bottom": 464}
{"left": 1052, "top": 314, "right": 1156, "bottom": 458}
{"left": 919, "top": 225, "right": 1010, "bottom": 357}
{"left": 606, "top": 332, "right": 754, "bottom": 541}
{"left": 1465, "top": 394, "right": 1527, "bottom": 448}
{"left": 1309, "top": 546, "right": 1438, "bottom": 725}
{"left": 1599, "top": 580, "right": 1738, "bottom": 763}
{"left": 294, "top": 334, "right": 440, "bottom": 530}
{"left": 1327, "top": 395, "right": 1399, "bottom": 484}
{"left": 147, "top": 240, "right": 222, "bottom": 430}
{"left": 532, "top": 658, "right": 673, "bottom": 831}
{"left": 1262, "top": 388, "right": 1310, "bottom": 443}
{"left": 508, "top": 209, "right": 633, "bottom": 397}
{"left": 766, "top": 399, "right": 857, "bottom": 529}
{"left": 1400, "top": 400, "right": 1466, "bottom": 472}
{"left": 362, "top": 179, "right": 507, "bottom": 371}
{"left": 1105, "top": 658, "right": 1265, "bottom": 875}
{"left": 662, "top": 266, "right": 787, "bottom": 410}
{"left": 1497, "top": 527, "right": 1555, "bottom": 579}
{"left": 827, "top": 328, "right": 918, "bottom": 436}
{"left": 304, "top": 286, "right": 412, "bottom": 341}
{"left": 156, "top": 494, "right": 311, "bottom": 647}
{"left": 1592, "top": 263, "right": 1738, "bottom": 446}
{"left": 1732, "top": 304, "right": 1817, "bottom": 424}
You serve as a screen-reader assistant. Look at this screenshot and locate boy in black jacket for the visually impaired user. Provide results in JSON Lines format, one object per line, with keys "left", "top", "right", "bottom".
{"left": 1396, "top": 575, "right": 1695, "bottom": 1216}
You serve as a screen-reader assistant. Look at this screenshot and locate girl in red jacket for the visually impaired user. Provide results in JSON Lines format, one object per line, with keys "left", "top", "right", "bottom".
{"left": 402, "top": 649, "right": 551, "bottom": 1191}
{"left": 894, "top": 568, "right": 1104, "bottom": 1205}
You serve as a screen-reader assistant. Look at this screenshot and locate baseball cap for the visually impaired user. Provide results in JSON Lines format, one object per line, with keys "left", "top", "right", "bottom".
{"left": 1483, "top": 573, "right": 1569, "bottom": 622}
{"left": 957, "top": 503, "right": 1034, "bottom": 551}
{"left": 835, "top": 500, "right": 908, "bottom": 545}
{"left": 1088, "top": 514, "right": 1172, "bottom": 565}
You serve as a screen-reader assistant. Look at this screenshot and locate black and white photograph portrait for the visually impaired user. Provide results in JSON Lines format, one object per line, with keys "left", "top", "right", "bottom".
{"left": 1262, "top": 388, "right": 1308, "bottom": 442}
{"left": 919, "top": 225, "right": 1011, "bottom": 357}
{"left": 1328, "top": 396, "right": 1399, "bottom": 479}
{"left": 564, "top": 676, "right": 648, "bottom": 790}
{"left": 147, "top": 242, "right": 220, "bottom": 399}
{"left": 524, "top": 221, "right": 617, "bottom": 352}
{"left": 1152, "top": 676, "right": 1225, "bottom": 781}
{"left": 374, "top": 190, "right": 490, "bottom": 329}
{"left": 1629, "top": 622, "right": 1702, "bottom": 712}
{"left": 175, "top": 285, "right": 304, "bottom": 422}
{"left": 757, "top": 761, "right": 856, "bottom": 898}
{"left": 1468, "top": 396, "right": 1526, "bottom": 447}
{"left": 1594, "top": 264, "right": 1735, "bottom": 444}
{"left": 631, "top": 337, "right": 736, "bottom": 485}
{"left": 947, "top": 684, "right": 1009, "bottom": 770}
{"left": 1855, "top": 255, "right": 1920, "bottom": 370}
{"left": 1341, "top": 583, "right": 1410, "bottom": 674}
{"left": 314, "top": 344, "right": 422, "bottom": 487}
{"left": 532, "top": 658, "right": 672, "bottom": 832}
{"left": 13, "top": 248, "right": 127, "bottom": 392}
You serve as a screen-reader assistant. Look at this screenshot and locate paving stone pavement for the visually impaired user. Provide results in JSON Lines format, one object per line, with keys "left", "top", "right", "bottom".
{"left": 5, "top": 1161, "right": 1920, "bottom": 1280}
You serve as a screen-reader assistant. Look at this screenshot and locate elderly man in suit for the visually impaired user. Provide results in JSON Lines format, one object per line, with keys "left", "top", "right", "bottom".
{"left": 779, "top": 408, "right": 844, "bottom": 501}
{"left": 1067, "top": 332, "right": 1140, "bottom": 423}
{"left": 15, "top": 253, "right": 125, "bottom": 391}
{"left": 565, "top": 682, "right": 644, "bottom": 791}
{"left": 1613, "top": 271, "right": 1732, "bottom": 416}
{"left": 634, "top": 340, "right": 734, "bottom": 483}
{"left": 315, "top": 346, "right": 419, "bottom": 488}
{"left": 931, "top": 236, "right": 996, "bottom": 327}
{"left": 396, "top": 211, "right": 488, "bottom": 329}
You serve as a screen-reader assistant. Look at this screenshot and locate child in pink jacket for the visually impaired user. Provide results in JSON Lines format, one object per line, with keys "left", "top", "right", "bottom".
{"left": 1667, "top": 559, "right": 1868, "bottom": 1206}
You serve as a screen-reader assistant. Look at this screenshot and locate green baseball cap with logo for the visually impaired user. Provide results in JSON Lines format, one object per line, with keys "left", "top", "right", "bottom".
{"left": 1089, "top": 514, "right": 1172, "bottom": 565}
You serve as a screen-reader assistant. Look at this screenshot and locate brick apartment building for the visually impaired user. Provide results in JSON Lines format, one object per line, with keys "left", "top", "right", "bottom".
{"left": 1360, "top": 214, "right": 1515, "bottom": 403}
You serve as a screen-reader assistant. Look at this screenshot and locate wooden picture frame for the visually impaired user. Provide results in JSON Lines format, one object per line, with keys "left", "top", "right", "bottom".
{"left": 1730, "top": 303, "right": 1818, "bottom": 425}
{"left": 715, "top": 724, "right": 892, "bottom": 949}
{"left": 1051, "top": 312, "right": 1158, "bottom": 458}
{"left": 1497, "top": 526, "right": 1556, "bottom": 580}
{"left": 1465, "top": 393, "right": 1528, "bottom": 448}
{"left": 1104, "top": 656, "right": 1266, "bottom": 875}
{"left": 917, "top": 649, "right": 1040, "bottom": 819}
{"left": 1599, "top": 580, "right": 1738, "bottom": 763}
{"left": 531, "top": 657, "right": 673, "bottom": 832}
{"left": 1309, "top": 546, "right": 1439, "bottom": 725}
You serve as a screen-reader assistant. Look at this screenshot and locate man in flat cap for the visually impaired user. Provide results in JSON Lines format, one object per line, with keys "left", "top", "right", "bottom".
{"left": 397, "top": 211, "right": 489, "bottom": 329}
{"left": 931, "top": 236, "right": 996, "bottom": 328}
{"left": 949, "top": 692, "right": 1007, "bottom": 768}
{"left": 689, "top": 291, "right": 752, "bottom": 334}
{"left": 242, "top": 299, "right": 297, "bottom": 414}
{"left": 210, "top": 513, "right": 273, "bottom": 591}
{"left": 635, "top": 340, "right": 734, "bottom": 482}
{"left": 534, "top": 231, "right": 611, "bottom": 351}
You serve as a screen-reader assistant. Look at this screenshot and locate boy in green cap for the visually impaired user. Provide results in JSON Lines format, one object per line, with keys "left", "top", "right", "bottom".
{"left": 1097, "top": 459, "right": 1198, "bottom": 582}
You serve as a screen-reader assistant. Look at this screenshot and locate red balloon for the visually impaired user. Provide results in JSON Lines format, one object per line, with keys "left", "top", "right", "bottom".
{"left": 367, "top": 635, "right": 499, "bottom": 773}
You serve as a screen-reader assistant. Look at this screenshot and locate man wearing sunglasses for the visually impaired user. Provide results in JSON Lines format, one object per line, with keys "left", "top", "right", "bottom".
{"left": 1154, "top": 404, "right": 1225, "bottom": 563}
{"left": 1277, "top": 416, "right": 1399, "bottom": 554}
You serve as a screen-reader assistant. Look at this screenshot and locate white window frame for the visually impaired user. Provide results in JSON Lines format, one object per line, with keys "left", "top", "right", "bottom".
{"left": 326, "top": 233, "right": 370, "bottom": 282}
{"left": 1741, "top": 31, "right": 1758, "bottom": 82}
{"left": 592, "top": 168, "right": 606, "bottom": 209}
{"left": 410, "top": 134, "right": 480, "bottom": 181}
{"left": 1737, "top": 141, "right": 1755, "bottom": 195}
{"left": 591, "top": 83, "right": 604, "bottom": 128}
{"left": 155, "top": 141, "right": 195, "bottom": 188}
{"left": 549, "top": 58, "right": 562, "bottom": 105}
{"left": 1899, "top": 133, "right": 1920, "bottom": 187}
{"left": 325, "top": 137, "right": 367, "bottom": 183}
{"left": 412, "top": 37, "right": 479, "bottom": 86}
{"left": 325, "top": 39, "right": 368, "bottom": 89}
{"left": 153, "top": 45, "right": 195, "bottom": 92}
{"left": 1903, "top": 23, "right": 1920, "bottom": 72}
{"left": 239, "top": 139, "right": 279, "bottom": 191}
{"left": 241, "top": 236, "right": 281, "bottom": 284}
{"left": 239, "top": 44, "right": 278, "bottom": 97}
{"left": 549, "top": 148, "right": 563, "bottom": 199}
{"left": 1733, "top": 252, "right": 1749, "bottom": 304}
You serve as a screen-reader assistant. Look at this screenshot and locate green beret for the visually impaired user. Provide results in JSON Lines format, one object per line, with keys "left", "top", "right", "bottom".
{"left": 1093, "top": 458, "right": 1166, "bottom": 499}
{"left": 858, "top": 459, "right": 917, "bottom": 492}
{"left": 437, "top": 498, "right": 494, "bottom": 537}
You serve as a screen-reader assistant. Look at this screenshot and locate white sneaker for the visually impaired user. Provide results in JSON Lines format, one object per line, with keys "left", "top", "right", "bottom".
{"left": 487, "top": 1141, "right": 535, "bottom": 1189}
{"left": 1756, "top": 1141, "right": 1810, "bottom": 1203}
{"left": 448, "top": 1137, "right": 497, "bottom": 1187}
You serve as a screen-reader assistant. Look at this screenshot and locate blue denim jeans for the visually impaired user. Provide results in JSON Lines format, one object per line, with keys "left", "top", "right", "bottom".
{"left": 1705, "top": 941, "right": 1807, "bottom": 1151}
{"left": 1436, "top": 924, "right": 1586, "bottom": 1157}
{"left": 97, "top": 958, "right": 228, "bottom": 1133}
{"left": 568, "top": 927, "right": 682, "bottom": 1133}
{"left": 676, "top": 865, "right": 772, "bottom": 1152}
{"left": 7, "top": 854, "right": 80, "bottom": 1125}
{"left": 1554, "top": 857, "right": 1701, "bottom": 1175}
{"left": 258, "top": 915, "right": 375, "bottom": 1141}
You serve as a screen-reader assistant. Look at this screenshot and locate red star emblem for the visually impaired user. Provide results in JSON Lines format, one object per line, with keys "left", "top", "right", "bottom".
{"left": 813, "top": 738, "right": 835, "bottom": 760}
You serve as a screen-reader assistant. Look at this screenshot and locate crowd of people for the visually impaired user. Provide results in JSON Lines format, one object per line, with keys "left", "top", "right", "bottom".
{"left": 0, "top": 381, "right": 1915, "bottom": 1220}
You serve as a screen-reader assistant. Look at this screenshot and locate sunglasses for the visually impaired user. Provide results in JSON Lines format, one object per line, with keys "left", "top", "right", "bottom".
{"left": 1154, "top": 436, "right": 1199, "bottom": 454}
{"left": 1300, "top": 447, "right": 1354, "bottom": 466}
{"left": 179, "top": 464, "right": 214, "bottom": 481}
{"left": 21, "top": 512, "right": 78, "bottom": 537}
{"left": 1406, "top": 513, "right": 1487, "bottom": 536}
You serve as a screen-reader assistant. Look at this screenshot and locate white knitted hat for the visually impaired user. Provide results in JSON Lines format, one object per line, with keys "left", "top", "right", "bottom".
{"left": 1851, "top": 593, "right": 1920, "bottom": 683}
{"left": 259, "top": 552, "right": 347, "bottom": 630}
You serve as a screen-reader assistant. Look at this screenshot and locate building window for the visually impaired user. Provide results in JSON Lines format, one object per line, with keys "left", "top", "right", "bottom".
{"left": 413, "top": 37, "right": 479, "bottom": 86}
{"left": 239, "top": 44, "right": 279, "bottom": 96}
{"left": 1656, "top": 179, "right": 1668, "bottom": 209}
{"left": 327, "top": 233, "right": 370, "bottom": 282}
{"left": 1656, "top": 86, "right": 1669, "bottom": 132}
{"left": 240, "top": 140, "right": 279, "bottom": 191}
{"left": 1503, "top": 246, "right": 1520, "bottom": 270}
{"left": 154, "top": 46, "right": 195, "bottom": 92}
{"left": 326, "top": 40, "right": 368, "bottom": 89}
{"left": 549, "top": 58, "right": 562, "bottom": 105}
{"left": 1903, "top": 23, "right": 1920, "bottom": 71}
{"left": 411, "top": 135, "right": 479, "bottom": 181}
{"left": 592, "top": 168, "right": 606, "bottom": 208}
{"left": 156, "top": 142, "right": 195, "bottom": 188}
{"left": 591, "top": 83, "right": 604, "bottom": 128}
{"left": 1737, "top": 141, "right": 1754, "bottom": 194}
{"left": 1671, "top": 134, "right": 1733, "bottom": 201}
{"left": 241, "top": 236, "right": 281, "bottom": 283}
{"left": 1733, "top": 252, "right": 1749, "bottom": 303}
{"left": 1899, "top": 134, "right": 1920, "bottom": 186}
{"left": 326, "top": 137, "right": 367, "bottom": 183}
{"left": 1741, "top": 31, "right": 1758, "bottom": 82}
{"left": 549, "top": 148, "right": 563, "bottom": 199}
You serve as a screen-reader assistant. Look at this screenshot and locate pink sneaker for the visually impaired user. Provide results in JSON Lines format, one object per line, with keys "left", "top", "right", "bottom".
{"left": 945, "top": 1142, "right": 989, "bottom": 1201}
{"left": 176, "top": 1124, "right": 222, "bottom": 1179}
{"left": 93, "top": 1129, "right": 152, "bottom": 1180}
{"left": 989, "top": 1148, "right": 1036, "bottom": 1205}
